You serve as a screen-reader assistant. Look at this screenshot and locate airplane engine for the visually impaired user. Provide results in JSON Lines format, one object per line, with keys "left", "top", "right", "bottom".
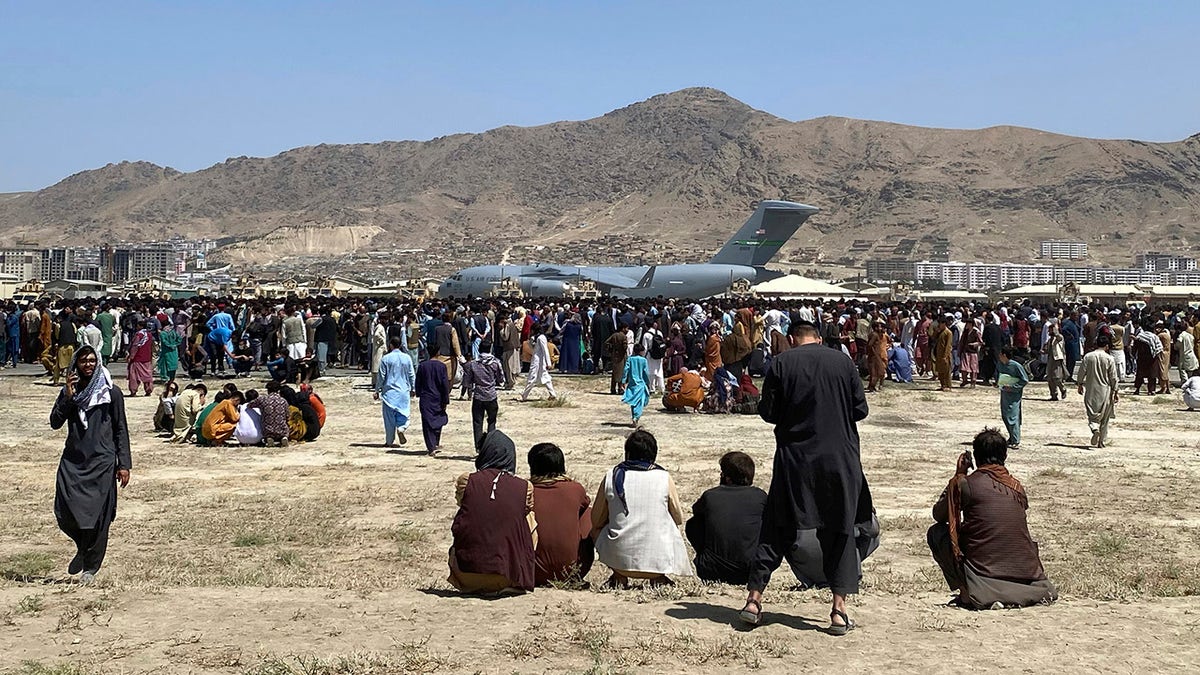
{"left": 526, "top": 279, "right": 573, "bottom": 297}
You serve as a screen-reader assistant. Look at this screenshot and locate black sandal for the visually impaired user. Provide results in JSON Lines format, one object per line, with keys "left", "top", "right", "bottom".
{"left": 739, "top": 599, "right": 763, "bottom": 626}
{"left": 828, "top": 609, "right": 856, "bottom": 636}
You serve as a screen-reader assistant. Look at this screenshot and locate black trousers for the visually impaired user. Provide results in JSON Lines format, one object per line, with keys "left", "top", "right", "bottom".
{"left": 57, "top": 507, "right": 113, "bottom": 574}
{"left": 748, "top": 507, "right": 859, "bottom": 596}
{"left": 472, "top": 399, "right": 498, "bottom": 449}
{"left": 422, "top": 424, "right": 442, "bottom": 452}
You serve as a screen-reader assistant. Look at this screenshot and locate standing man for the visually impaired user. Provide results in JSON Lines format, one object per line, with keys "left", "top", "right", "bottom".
{"left": 50, "top": 346, "right": 131, "bottom": 584}
{"left": 462, "top": 340, "right": 504, "bottom": 449}
{"left": 433, "top": 311, "right": 463, "bottom": 385}
{"left": 1061, "top": 312, "right": 1081, "bottom": 381}
{"left": 281, "top": 308, "right": 307, "bottom": 383}
{"left": 1157, "top": 321, "right": 1173, "bottom": 394}
{"left": 1178, "top": 321, "right": 1200, "bottom": 387}
{"left": 605, "top": 326, "right": 629, "bottom": 395}
{"left": 995, "top": 347, "right": 1029, "bottom": 449}
{"left": 95, "top": 303, "right": 117, "bottom": 365}
{"left": 206, "top": 303, "right": 235, "bottom": 376}
{"left": 740, "top": 321, "right": 871, "bottom": 635}
{"left": 4, "top": 304, "right": 19, "bottom": 368}
{"left": 499, "top": 310, "right": 522, "bottom": 389}
{"left": 933, "top": 315, "right": 954, "bottom": 392}
{"left": 1108, "top": 313, "right": 1126, "bottom": 382}
{"left": 1043, "top": 320, "right": 1068, "bottom": 401}
{"left": 314, "top": 306, "right": 338, "bottom": 378}
{"left": 1077, "top": 334, "right": 1120, "bottom": 448}
{"left": 521, "top": 323, "right": 557, "bottom": 401}
{"left": 374, "top": 336, "right": 416, "bottom": 448}
{"left": 52, "top": 310, "right": 77, "bottom": 386}
{"left": 415, "top": 355, "right": 450, "bottom": 456}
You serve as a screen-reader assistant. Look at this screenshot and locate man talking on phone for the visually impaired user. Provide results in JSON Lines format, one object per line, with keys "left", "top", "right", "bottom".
{"left": 50, "top": 345, "right": 131, "bottom": 584}
{"left": 928, "top": 428, "right": 1056, "bottom": 610}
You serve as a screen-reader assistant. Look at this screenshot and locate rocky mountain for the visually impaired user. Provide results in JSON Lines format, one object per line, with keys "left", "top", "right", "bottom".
{"left": 3, "top": 87, "right": 1198, "bottom": 268}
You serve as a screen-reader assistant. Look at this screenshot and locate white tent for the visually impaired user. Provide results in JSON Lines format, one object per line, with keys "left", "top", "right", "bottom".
{"left": 751, "top": 275, "right": 855, "bottom": 298}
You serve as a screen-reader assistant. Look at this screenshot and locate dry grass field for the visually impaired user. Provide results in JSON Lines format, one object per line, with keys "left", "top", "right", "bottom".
{"left": 2, "top": 364, "right": 1200, "bottom": 674}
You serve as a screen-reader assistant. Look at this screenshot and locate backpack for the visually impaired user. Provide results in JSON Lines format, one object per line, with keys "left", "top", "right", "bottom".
{"left": 649, "top": 331, "right": 667, "bottom": 360}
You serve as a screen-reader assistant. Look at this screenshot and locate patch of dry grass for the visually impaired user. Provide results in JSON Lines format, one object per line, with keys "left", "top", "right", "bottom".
{"left": 245, "top": 639, "right": 460, "bottom": 674}
{"left": 0, "top": 551, "right": 57, "bottom": 582}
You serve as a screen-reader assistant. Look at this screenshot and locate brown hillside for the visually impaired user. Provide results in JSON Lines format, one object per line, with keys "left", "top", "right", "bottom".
{"left": 2, "top": 87, "right": 1198, "bottom": 268}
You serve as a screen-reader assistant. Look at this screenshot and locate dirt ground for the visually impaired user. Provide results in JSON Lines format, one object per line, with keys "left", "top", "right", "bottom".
{"left": 2, "top": 361, "right": 1200, "bottom": 674}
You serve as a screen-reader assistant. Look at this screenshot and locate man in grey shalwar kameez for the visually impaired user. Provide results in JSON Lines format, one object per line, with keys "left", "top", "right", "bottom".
{"left": 1077, "top": 334, "right": 1120, "bottom": 448}
{"left": 50, "top": 345, "right": 132, "bottom": 583}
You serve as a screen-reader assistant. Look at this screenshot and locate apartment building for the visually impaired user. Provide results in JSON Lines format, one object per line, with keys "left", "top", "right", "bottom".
{"left": 1039, "top": 240, "right": 1088, "bottom": 260}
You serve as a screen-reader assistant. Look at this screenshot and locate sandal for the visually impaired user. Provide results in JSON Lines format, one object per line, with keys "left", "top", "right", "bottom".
{"left": 739, "top": 599, "right": 762, "bottom": 626}
{"left": 827, "top": 609, "right": 856, "bottom": 636}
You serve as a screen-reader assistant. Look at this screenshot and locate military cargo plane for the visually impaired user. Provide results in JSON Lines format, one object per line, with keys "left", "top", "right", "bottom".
{"left": 438, "top": 200, "right": 818, "bottom": 299}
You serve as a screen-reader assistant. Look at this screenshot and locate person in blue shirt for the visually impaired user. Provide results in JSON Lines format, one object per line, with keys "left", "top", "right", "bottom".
{"left": 374, "top": 336, "right": 416, "bottom": 447}
{"left": 3, "top": 305, "right": 19, "bottom": 368}
{"left": 887, "top": 343, "right": 913, "bottom": 383}
{"left": 206, "top": 305, "right": 236, "bottom": 374}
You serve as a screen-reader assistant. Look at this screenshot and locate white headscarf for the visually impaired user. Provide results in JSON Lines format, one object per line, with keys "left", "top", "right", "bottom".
{"left": 69, "top": 347, "right": 113, "bottom": 430}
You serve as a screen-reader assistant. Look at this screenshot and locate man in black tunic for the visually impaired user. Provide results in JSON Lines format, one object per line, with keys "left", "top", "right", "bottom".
{"left": 49, "top": 345, "right": 132, "bottom": 583}
{"left": 740, "top": 321, "right": 872, "bottom": 635}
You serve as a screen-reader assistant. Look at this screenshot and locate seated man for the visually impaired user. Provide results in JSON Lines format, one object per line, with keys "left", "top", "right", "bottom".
{"left": 663, "top": 367, "right": 705, "bottom": 413}
{"left": 528, "top": 442, "right": 594, "bottom": 586}
{"left": 231, "top": 338, "right": 255, "bottom": 376}
{"left": 1183, "top": 369, "right": 1200, "bottom": 410}
{"left": 887, "top": 344, "right": 913, "bottom": 383}
{"left": 292, "top": 347, "right": 320, "bottom": 384}
{"left": 201, "top": 390, "right": 244, "bottom": 446}
{"left": 730, "top": 372, "right": 761, "bottom": 414}
{"left": 154, "top": 381, "right": 180, "bottom": 433}
{"left": 248, "top": 379, "right": 291, "bottom": 447}
{"left": 234, "top": 389, "right": 264, "bottom": 446}
{"left": 928, "top": 427, "right": 1057, "bottom": 609}
{"left": 592, "top": 430, "right": 691, "bottom": 587}
{"left": 266, "top": 350, "right": 287, "bottom": 381}
{"left": 170, "top": 383, "right": 207, "bottom": 443}
{"left": 685, "top": 451, "right": 767, "bottom": 585}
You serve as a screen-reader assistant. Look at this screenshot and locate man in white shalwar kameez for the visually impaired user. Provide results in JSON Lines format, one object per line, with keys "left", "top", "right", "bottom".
{"left": 521, "top": 324, "right": 557, "bottom": 401}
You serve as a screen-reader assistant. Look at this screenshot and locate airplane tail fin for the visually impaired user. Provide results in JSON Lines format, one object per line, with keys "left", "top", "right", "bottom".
{"left": 708, "top": 200, "right": 819, "bottom": 267}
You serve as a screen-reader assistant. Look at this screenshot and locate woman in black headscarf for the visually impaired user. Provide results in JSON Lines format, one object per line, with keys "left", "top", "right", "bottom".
{"left": 49, "top": 345, "right": 131, "bottom": 584}
{"left": 447, "top": 430, "right": 537, "bottom": 594}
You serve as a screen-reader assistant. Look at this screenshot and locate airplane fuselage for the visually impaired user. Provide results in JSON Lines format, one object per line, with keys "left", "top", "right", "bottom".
{"left": 439, "top": 262, "right": 761, "bottom": 299}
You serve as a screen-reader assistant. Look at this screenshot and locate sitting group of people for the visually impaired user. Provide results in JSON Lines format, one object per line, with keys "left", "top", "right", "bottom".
{"left": 661, "top": 367, "right": 760, "bottom": 415}
{"left": 446, "top": 429, "right": 878, "bottom": 595}
{"left": 448, "top": 426, "right": 1058, "bottom": 617}
{"left": 157, "top": 379, "right": 326, "bottom": 447}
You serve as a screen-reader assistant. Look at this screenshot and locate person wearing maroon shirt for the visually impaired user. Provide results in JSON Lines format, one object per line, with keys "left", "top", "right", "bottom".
{"left": 527, "top": 443, "right": 593, "bottom": 586}
{"left": 928, "top": 428, "right": 1057, "bottom": 609}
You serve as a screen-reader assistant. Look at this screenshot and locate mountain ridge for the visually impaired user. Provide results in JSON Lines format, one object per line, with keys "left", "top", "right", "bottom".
{"left": 3, "top": 87, "right": 1198, "bottom": 268}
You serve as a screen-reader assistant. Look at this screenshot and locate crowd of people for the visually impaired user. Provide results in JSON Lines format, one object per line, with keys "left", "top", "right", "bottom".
{"left": 30, "top": 290, "right": 1198, "bottom": 630}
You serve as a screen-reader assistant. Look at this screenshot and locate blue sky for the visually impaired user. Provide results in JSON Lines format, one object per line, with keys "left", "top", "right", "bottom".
{"left": 2, "top": 1, "right": 1197, "bottom": 192}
